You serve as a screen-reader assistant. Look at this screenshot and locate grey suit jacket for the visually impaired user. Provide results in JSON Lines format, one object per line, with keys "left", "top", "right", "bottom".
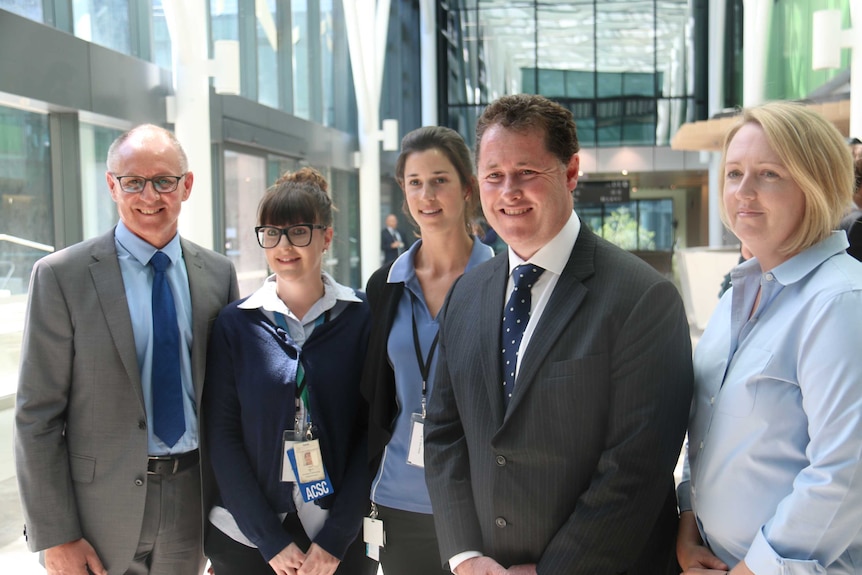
{"left": 14, "top": 228, "right": 239, "bottom": 573}
{"left": 424, "top": 224, "right": 693, "bottom": 574}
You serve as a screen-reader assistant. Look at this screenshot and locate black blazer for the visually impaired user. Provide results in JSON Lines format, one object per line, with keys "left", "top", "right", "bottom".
{"left": 424, "top": 225, "right": 693, "bottom": 574}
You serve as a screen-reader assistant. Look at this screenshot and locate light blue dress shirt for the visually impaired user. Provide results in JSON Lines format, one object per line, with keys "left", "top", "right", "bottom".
{"left": 114, "top": 221, "right": 196, "bottom": 455}
{"left": 370, "top": 237, "right": 493, "bottom": 513}
{"left": 679, "top": 231, "right": 862, "bottom": 575}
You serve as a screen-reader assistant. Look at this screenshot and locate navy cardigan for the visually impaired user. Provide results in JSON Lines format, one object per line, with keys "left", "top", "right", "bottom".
{"left": 204, "top": 294, "right": 371, "bottom": 562}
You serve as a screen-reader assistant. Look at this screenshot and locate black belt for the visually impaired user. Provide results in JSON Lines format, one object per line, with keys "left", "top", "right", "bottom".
{"left": 147, "top": 449, "right": 199, "bottom": 475}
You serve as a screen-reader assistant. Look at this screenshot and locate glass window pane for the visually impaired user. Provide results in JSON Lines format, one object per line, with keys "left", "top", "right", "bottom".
{"left": 257, "top": 0, "right": 279, "bottom": 108}
{"left": 224, "top": 150, "right": 268, "bottom": 297}
{"left": 0, "top": 0, "right": 43, "bottom": 22}
{"left": 320, "top": 0, "right": 335, "bottom": 126}
{"left": 328, "top": 168, "right": 360, "bottom": 288}
{"left": 292, "top": 0, "right": 310, "bottom": 119}
{"left": 152, "top": 0, "right": 173, "bottom": 69}
{"left": 0, "top": 105, "right": 52, "bottom": 397}
{"left": 638, "top": 198, "right": 674, "bottom": 251}
{"left": 72, "top": 0, "right": 131, "bottom": 54}
{"left": 601, "top": 202, "right": 639, "bottom": 250}
{"left": 80, "top": 123, "right": 123, "bottom": 239}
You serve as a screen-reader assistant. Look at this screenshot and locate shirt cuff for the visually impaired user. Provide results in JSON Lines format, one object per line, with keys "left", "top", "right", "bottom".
{"left": 677, "top": 480, "right": 692, "bottom": 512}
{"left": 745, "top": 527, "right": 827, "bottom": 575}
{"left": 449, "top": 551, "right": 483, "bottom": 573}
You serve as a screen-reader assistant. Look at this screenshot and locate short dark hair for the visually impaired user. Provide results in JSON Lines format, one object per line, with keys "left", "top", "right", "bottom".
{"left": 475, "top": 94, "right": 579, "bottom": 165}
{"left": 258, "top": 167, "right": 335, "bottom": 227}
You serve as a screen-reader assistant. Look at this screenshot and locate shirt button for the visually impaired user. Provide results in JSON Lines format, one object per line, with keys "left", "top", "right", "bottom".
{"left": 495, "top": 517, "right": 507, "bottom": 528}
{"left": 699, "top": 441, "right": 704, "bottom": 450}
{"left": 495, "top": 455, "right": 507, "bottom": 466}
{"left": 765, "top": 272, "right": 774, "bottom": 281}
{"left": 709, "top": 396, "right": 715, "bottom": 405}
{"left": 134, "top": 478, "right": 144, "bottom": 487}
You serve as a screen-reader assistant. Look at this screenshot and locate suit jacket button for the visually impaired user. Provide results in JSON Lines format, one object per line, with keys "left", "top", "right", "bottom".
{"left": 134, "top": 478, "right": 144, "bottom": 486}
{"left": 495, "top": 517, "right": 507, "bottom": 528}
{"left": 138, "top": 419, "right": 147, "bottom": 430}
{"left": 495, "top": 455, "right": 506, "bottom": 466}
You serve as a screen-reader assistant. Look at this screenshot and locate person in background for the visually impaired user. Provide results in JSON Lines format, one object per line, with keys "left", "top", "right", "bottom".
{"left": 361, "top": 126, "right": 492, "bottom": 575}
{"left": 14, "top": 124, "right": 239, "bottom": 575}
{"left": 381, "top": 213, "right": 405, "bottom": 264}
{"left": 838, "top": 136, "right": 862, "bottom": 260}
{"left": 424, "top": 93, "right": 693, "bottom": 575}
{"left": 677, "top": 101, "right": 862, "bottom": 575}
{"left": 204, "top": 168, "right": 376, "bottom": 575}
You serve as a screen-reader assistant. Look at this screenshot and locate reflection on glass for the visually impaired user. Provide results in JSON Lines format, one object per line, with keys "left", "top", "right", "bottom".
{"left": 224, "top": 151, "right": 268, "bottom": 297}
{"left": 1, "top": 0, "right": 43, "bottom": 22}
{"left": 72, "top": 0, "right": 131, "bottom": 54}
{"left": 0, "top": 105, "right": 52, "bottom": 397}
{"left": 257, "top": 0, "right": 279, "bottom": 108}
{"left": 80, "top": 123, "right": 123, "bottom": 239}
{"left": 320, "top": 0, "right": 335, "bottom": 126}
{"left": 152, "top": 0, "right": 173, "bottom": 69}
{"left": 292, "top": 0, "right": 310, "bottom": 119}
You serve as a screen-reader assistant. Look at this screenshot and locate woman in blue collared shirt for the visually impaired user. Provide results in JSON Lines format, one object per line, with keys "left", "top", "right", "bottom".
{"left": 361, "top": 126, "right": 493, "bottom": 574}
{"left": 676, "top": 102, "right": 862, "bottom": 575}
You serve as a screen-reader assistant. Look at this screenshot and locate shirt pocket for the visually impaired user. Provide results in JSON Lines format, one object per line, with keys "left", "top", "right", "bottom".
{"left": 716, "top": 346, "right": 773, "bottom": 417}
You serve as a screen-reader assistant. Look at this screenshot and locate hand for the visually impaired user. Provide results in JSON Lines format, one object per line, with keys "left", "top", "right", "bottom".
{"left": 507, "top": 564, "right": 537, "bottom": 575}
{"left": 297, "top": 543, "right": 340, "bottom": 575}
{"left": 677, "top": 512, "right": 729, "bottom": 572}
{"left": 268, "top": 542, "right": 307, "bottom": 575}
{"left": 45, "top": 538, "right": 107, "bottom": 575}
{"left": 454, "top": 556, "right": 509, "bottom": 575}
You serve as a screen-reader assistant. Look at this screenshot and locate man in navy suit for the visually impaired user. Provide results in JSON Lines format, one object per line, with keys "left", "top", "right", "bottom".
{"left": 424, "top": 94, "right": 693, "bottom": 575}
{"left": 381, "top": 213, "right": 404, "bottom": 264}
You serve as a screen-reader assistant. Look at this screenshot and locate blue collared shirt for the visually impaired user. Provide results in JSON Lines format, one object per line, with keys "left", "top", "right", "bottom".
{"left": 680, "top": 231, "right": 862, "bottom": 575}
{"left": 114, "top": 221, "right": 196, "bottom": 455}
{"left": 370, "top": 237, "right": 493, "bottom": 513}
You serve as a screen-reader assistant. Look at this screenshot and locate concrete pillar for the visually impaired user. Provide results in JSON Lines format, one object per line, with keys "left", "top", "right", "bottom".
{"left": 162, "top": 0, "right": 215, "bottom": 250}
{"left": 420, "top": 0, "right": 437, "bottom": 126}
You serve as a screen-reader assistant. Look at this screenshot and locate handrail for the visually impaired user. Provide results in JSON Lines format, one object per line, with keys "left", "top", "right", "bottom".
{"left": 0, "top": 234, "right": 54, "bottom": 253}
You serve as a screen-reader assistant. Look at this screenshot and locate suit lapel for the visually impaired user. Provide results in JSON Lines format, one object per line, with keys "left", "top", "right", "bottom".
{"left": 181, "top": 238, "right": 208, "bottom": 406}
{"left": 89, "top": 231, "right": 145, "bottom": 408}
{"left": 504, "top": 226, "right": 598, "bottom": 416}
{"left": 479, "top": 255, "right": 510, "bottom": 426}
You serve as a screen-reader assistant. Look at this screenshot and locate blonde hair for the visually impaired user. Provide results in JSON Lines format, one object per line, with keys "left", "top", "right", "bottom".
{"left": 718, "top": 101, "right": 854, "bottom": 256}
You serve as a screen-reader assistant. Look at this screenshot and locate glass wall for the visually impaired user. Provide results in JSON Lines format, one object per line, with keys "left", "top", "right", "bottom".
{"left": 224, "top": 150, "right": 269, "bottom": 297}
{"left": 72, "top": 0, "right": 131, "bottom": 54}
{"left": 579, "top": 198, "right": 674, "bottom": 252}
{"left": 0, "top": 0, "right": 42, "bottom": 21}
{"left": 0, "top": 104, "right": 52, "bottom": 397}
{"left": 80, "top": 123, "right": 123, "bottom": 239}
{"left": 442, "top": 0, "right": 700, "bottom": 147}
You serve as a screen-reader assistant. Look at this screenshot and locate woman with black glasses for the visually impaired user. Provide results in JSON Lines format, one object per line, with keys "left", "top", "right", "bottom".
{"left": 203, "top": 167, "right": 376, "bottom": 575}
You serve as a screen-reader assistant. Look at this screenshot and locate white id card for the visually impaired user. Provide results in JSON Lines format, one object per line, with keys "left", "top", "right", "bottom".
{"left": 363, "top": 516, "right": 385, "bottom": 547}
{"left": 293, "top": 439, "right": 326, "bottom": 483}
{"left": 281, "top": 432, "right": 296, "bottom": 482}
{"left": 406, "top": 412, "right": 425, "bottom": 468}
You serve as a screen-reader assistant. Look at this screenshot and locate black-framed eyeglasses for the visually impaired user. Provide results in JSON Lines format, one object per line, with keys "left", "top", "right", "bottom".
{"left": 112, "top": 174, "right": 186, "bottom": 194}
{"left": 255, "top": 224, "right": 327, "bottom": 248}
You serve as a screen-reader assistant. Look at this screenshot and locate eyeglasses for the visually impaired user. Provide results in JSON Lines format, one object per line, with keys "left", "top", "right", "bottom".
{"left": 113, "top": 174, "right": 186, "bottom": 194}
{"left": 255, "top": 224, "right": 327, "bottom": 248}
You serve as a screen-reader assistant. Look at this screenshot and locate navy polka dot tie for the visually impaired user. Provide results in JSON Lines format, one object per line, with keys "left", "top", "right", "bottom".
{"left": 501, "top": 264, "right": 544, "bottom": 408}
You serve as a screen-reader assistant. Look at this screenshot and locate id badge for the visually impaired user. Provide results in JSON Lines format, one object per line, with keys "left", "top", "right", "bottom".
{"left": 287, "top": 439, "right": 335, "bottom": 502}
{"left": 363, "top": 516, "right": 385, "bottom": 559}
{"left": 281, "top": 431, "right": 296, "bottom": 482}
{"left": 406, "top": 412, "right": 425, "bottom": 468}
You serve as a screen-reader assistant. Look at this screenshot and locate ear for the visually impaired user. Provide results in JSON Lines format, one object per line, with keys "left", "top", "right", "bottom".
{"left": 323, "top": 226, "right": 334, "bottom": 250}
{"left": 565, "top": 154, "right": 580, "bottom": 192}
{"left": 181, "top": 171, "right": 194, "bottom": 201}
{"left": 106, "top": 172, "right": 120, "bottom": 203}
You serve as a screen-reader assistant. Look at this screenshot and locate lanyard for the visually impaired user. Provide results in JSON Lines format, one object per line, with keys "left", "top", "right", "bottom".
{"left": 274, "top": 310, "right": 330, "bottom": 437}
{"left": 408, "top": 291, "right": 439, "bottom": 418}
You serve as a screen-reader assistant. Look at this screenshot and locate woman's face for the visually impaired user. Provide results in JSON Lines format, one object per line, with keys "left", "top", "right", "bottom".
{"left": 262, "top": 221, "right": 333, "bottom": 284}
{"left": 402, "top": 148, "right": 469, "bottom": 234}
{"left": 723, "top": 122, "right": 806, "bottom": 271}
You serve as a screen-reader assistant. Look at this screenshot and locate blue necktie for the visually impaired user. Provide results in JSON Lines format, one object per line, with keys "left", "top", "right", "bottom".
{"left": 149, "top": 251, "right": 185, "bottom": 447}
{"left": 501, "top": 264, "right": 544, "bottom": 407}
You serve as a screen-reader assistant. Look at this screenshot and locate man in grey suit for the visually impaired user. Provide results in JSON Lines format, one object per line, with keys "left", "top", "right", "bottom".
{"left": 424, "top": 94, "right": 693, "bottom": 575}
{"left": 14, "top": 124, "right": 239, "bottom": 575}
